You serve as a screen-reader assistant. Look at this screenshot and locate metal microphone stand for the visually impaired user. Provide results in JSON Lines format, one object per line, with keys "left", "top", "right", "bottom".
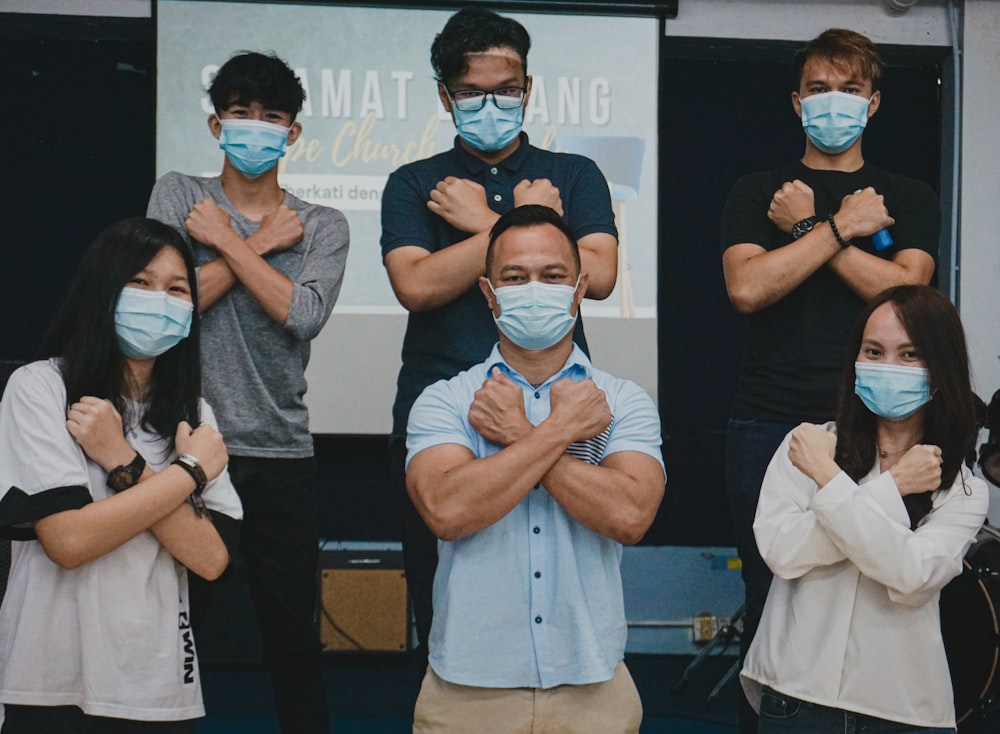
{"left": 672, "top": 605, "right": 744, "bottom": 705}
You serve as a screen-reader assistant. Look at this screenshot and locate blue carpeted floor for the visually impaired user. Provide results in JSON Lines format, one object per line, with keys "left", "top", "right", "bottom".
{"left": 194, "top": 653, "right": 740, "bottom": 733}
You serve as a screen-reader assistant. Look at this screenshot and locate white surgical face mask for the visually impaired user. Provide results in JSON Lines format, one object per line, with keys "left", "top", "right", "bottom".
{"left": 114, "top": 287, "right": 193, "bottom": 359}
{"left": 218, "top": 118, "right": 290, "bottom": 178}
{"left": 452, "top": 103, "right": 523, "bottom": 152}
{"left": 800, "top": 91, "right": 871, "bottom": 154}
{"left": 854, "top": 362, "right": 931, "bottom": 420}
{"left": 489, "top": 277, "right": 579, "bottom": 351}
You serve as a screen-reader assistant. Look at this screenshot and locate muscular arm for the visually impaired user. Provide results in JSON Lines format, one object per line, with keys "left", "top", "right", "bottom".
{"left": 407, "top": 373, "right": 616, "bottom": 541}
{"left": 406, "top": 416, "right": 581, "bottom": 542}
{"left": 539, "top": 451, "right": 664, "bottom": 544}
{"left": 419, "top": 370, "right": 662, "bottom": 544}
{"left": 826, "top": 247, "right": 935, "bottom": 300}
{"left": 723, "top": 225, "right": 842, "bottom": 314}
{"left": 723, "top": 182, "right": 900, "bottom": 313}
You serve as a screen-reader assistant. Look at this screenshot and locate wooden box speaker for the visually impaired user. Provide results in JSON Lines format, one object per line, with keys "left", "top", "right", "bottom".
{"left": 319, "top": 549, "right": 409, "bottom": 653}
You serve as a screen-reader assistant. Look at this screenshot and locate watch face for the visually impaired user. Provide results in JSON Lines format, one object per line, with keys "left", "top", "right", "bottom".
{"left": 107, "top": 454, "right": 145, "bottom": 492}
{"left": 792, "top": 218, "right": 816, "bottom": 239}
{"left": 108, "top": 467, "right": 137, "bottom": 492}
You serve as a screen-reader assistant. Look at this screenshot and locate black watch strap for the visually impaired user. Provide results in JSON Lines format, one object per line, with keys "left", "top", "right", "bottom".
{"left": 791, "top": 216, "right": 819, "bottom": 240}
{"left": 107, "top": 452, "right": 146, "bottom": 492}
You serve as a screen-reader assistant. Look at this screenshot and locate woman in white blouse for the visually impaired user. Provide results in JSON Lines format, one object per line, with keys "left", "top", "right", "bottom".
{"left": 741, "top": 285, "right": 988, "bottom": 733}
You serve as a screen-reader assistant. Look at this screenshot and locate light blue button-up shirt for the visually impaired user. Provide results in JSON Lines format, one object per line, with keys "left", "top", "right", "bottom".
{"left": 407, "top": 344, "right": 664, "bottom": 689}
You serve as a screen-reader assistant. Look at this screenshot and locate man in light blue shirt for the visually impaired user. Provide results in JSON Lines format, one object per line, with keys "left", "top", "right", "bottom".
{"left": 406, "top": 205, "right": 665, "bottom": 733}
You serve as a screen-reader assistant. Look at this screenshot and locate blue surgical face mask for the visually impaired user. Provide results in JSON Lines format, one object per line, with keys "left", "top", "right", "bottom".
{"left": 800, "top": 91, "right": 871, "bottom": 154}
{"left": 453, "top": 103, "right": 523, "bottom": 153}
{"left": 854, "top": 362, "right": 931, "bottom": 420}
{"left": 218, "top": 118, "right": 290, "bottom": 178}
{"left": 489, "top": 277, "right": 579, "bottom": 351}
{"left": 115, "top": 287, "right": 194, "bottom": 360}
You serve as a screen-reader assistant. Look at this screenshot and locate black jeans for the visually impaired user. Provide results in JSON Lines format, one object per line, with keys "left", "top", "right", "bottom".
{"left": 391, "top": 438, "right": 436, "bottom": 652}
{"left": 194, "top": 456, "right": 328, "bottom": 734}
{"left": 1, "top": 705, "right": 194, "bottom": 734}
{"left": 758, "top": 687, "right": 956, "bottom": 733}
{"left": 725, "top": 418, "right": 798, "bottom": 734}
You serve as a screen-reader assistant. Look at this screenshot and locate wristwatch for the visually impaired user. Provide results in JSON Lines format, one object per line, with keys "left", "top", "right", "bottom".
{"left": 791, "top": 216, "right": 819, "bottom": 240}
{"left": 172, "top": 453, "right": 208, "bottom": 517}
{"left": 107, "top": 452, "right": 146, "bottom": 492}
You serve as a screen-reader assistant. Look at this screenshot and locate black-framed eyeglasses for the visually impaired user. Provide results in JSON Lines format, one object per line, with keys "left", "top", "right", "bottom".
{"left": 446, "top": 86, "right": 527, "bottom": 112}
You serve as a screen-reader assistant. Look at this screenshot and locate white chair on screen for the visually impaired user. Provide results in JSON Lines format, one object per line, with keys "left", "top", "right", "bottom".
{"left": 555, "top": 135, "right": 646, "bottom": 318}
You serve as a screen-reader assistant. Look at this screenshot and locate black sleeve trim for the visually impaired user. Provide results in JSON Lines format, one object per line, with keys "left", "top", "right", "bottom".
{"left": 0, "top": 485, "right": 92, "bottom": 540}
{"left": 207, "top": 509, "right": 241, "bottom": 580}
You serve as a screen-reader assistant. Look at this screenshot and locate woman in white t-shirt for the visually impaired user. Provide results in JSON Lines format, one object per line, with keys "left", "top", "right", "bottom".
{"left": 742, "top": 285, "right": 988, "bottom": 733}
{"left": 0, "top": 218, "right": 242, "bottom": 733}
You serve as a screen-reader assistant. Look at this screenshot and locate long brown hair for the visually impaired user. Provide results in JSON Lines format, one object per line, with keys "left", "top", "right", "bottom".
{"left": 833, "top": 286, "right": 977, "bottom": 527}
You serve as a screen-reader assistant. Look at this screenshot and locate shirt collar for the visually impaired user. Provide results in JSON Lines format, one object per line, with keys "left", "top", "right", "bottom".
{"left": 483, "top": 342, "right": 593, "bottom": 389}
{"left": 452, "top": 132, "right": 531, "bottom": 176}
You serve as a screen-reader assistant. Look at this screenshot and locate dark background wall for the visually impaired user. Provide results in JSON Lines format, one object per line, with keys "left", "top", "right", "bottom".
{"left": 653, "top": 38, "right": 943, "bottom": 545}
{"left": 1, "top": 14, "right": 944, "bottom": 547}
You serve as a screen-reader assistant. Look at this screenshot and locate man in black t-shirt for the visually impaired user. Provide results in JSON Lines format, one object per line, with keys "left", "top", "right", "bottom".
{"left": 720, "top": 28, "right": 938, "bottom": 734}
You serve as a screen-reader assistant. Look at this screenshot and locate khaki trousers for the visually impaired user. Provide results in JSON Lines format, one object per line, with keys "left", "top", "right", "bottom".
{"left": 412, "top": 660, "right": 643, "bottom": 734}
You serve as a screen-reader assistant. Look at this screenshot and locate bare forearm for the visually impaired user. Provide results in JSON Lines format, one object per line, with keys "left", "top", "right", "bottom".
{"left": 151, "top": 504, "right": 229, "bottom": 580}
{"left": 578, "top": 233, "right": 618, "bottom": 300}
{"left": 723, "top": 224, "right": 841, "bottom": 313}
{"left": 35, "top": 465, "right": 199, "bottom": 568}
{"left": 541, "top": 453, "right": 664, "bottom": 544}
{"left": 197, "top": 258, "right": 239, "bottom": 311}
{"left": 386, "top": 231, "right": 494, "bottom": 312}
{"left": 826, "top": 247, "right": 935, "bottom": 301}
{"left": 409, "top": 420, "right": 573, "bottom": 540}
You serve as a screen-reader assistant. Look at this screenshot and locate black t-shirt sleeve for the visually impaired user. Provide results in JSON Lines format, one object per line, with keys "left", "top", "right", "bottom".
{"left": 0, "top": 485, "right": 91, "bottom": 539}
{"left": 721, "top": 170, "right": 780, "bottom": 253}
{"left": 884, "top": 176, "right": 940, "bottom": 260}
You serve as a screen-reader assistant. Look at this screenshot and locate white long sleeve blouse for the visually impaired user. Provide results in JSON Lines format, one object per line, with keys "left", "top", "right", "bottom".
{"left": 741, "top": 422, "right": 989, "bottom": 728}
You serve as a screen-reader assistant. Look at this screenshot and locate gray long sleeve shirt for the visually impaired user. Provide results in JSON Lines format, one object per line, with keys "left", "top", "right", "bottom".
{"left": 148, "top": 172, "right": 350, "bottom": 457}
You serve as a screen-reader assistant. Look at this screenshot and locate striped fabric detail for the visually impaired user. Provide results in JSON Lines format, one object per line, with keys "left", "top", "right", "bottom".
{"left": 566, "top": 421, "right": 613, "bottom": 465}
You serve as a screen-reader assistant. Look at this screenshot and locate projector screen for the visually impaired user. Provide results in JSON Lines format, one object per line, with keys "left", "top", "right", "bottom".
{"left": 156, "top": 0, "right": 659, "bottom": 433}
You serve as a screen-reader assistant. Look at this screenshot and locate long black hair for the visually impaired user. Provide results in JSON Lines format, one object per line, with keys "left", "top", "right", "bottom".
{"left": 834, "top": 286, "right": 977, "bottom": 527}
{"left": 38, "top": 218, "right": 202, "bottom": 447}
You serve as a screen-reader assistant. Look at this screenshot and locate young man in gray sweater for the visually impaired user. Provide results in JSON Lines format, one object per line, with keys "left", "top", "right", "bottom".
{"left": 147, "top": 51, "right": 349, "bottom": 734}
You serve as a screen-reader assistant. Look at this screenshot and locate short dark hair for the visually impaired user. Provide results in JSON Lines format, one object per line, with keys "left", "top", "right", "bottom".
{"left": 486, "top": 205, "right": 580, "bottom": 276}
{"left": 430, "top": 7, "right": 531, "bottom": 86}
{"left": 834, "top": 286, "right": 977, "bottom": 528}
{"left": 39, "top": 218, "right": 203, "bottom": 450}
{"left": 795, "top": 28, "right": 884, "bottom": 92}
{"left": 209, "top": 51, "right": 306, "bottom": 118}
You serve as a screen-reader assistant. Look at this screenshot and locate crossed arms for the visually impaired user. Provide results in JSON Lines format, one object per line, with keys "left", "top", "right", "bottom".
{"left": 406, "top": 368, "right": 664, "bottom": 544}
{"left": 724, "top": 181, "right": 935, "bottom": 313}
{"left": 384, "top": 176, "right": 618, "bottom": 313}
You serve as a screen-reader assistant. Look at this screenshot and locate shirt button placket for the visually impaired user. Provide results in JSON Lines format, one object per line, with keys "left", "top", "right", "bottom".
{"left": 527, "top": 488, "right": 548, "bottom": 667}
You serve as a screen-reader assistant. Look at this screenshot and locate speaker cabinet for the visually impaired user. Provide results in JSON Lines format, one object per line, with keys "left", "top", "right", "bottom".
{"left": 319, "top": 550, "right": 409, "bottom": 653}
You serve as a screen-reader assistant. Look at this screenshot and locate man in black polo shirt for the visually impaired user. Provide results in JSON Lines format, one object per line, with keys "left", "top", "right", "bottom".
{"left": 720, "top": 28, "right": 938, "bottom": 733}
{"left": 380, "top": 6, "right": 618, "bottom": 651}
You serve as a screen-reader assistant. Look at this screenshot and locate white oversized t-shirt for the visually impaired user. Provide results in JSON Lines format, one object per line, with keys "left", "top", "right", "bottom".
{"left": 0, "top": 359, "right": 243, "bottom": 721}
